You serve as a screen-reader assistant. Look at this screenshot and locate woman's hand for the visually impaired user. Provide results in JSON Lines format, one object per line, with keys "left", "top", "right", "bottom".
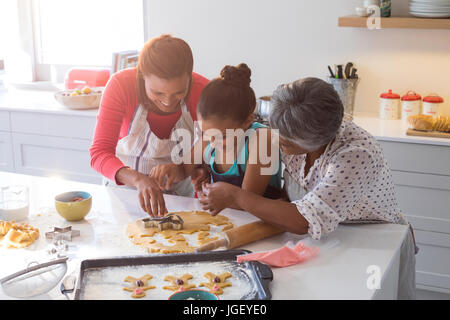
{"left": 149, "top": 164, "right": 186, "bottom": 191}
{"left": 134, "top": 174, "right": 168, "bottom": 216}
{"left": 190, "top": 165, "right": 211, "bottom": 193}
{"left": 198, "top": 182, "right": 239, "bottom": 216}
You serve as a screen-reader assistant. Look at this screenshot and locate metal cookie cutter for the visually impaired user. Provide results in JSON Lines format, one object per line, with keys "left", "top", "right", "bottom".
{"left": 141, "top": 213, "right": 184, "bottom": 231}
{"left": 45, "top": 226, "right": 80, "bottom": 241}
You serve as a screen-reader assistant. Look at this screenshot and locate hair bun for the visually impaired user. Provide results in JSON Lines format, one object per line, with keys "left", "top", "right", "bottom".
{"left": 220, "top": 63, "right": 251, "bottom": 88}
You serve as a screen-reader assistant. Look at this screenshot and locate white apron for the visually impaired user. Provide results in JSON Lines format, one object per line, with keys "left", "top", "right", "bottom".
{"left": 104, "top": 101, "right": 194, "bottom": 197}
{"left": 283, "top": 142, "right": 417, "bottom": 300}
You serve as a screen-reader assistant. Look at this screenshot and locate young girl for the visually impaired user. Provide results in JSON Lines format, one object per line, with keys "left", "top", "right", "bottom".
{"left": 150, "top": 63, "right": 281, "bottom": 215}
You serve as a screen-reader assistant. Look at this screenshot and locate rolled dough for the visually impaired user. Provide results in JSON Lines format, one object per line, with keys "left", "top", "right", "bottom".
{"left": 126, "top": 211, "right": 234, "bottom": 253}
{"left": 0, "top": 220, "right": 39, "bottom": 249}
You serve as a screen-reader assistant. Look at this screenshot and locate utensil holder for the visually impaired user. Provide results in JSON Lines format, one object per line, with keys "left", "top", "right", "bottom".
{"left": 327, "top": 77, "right": 360, "bottom": 121}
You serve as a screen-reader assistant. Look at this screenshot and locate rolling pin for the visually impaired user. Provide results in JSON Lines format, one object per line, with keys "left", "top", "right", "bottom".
{"left": 195, "top": 220, "right": 284, "bottom": 252}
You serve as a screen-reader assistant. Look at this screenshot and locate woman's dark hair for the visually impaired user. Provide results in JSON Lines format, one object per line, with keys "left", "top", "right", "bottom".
{"left": 136, "top": 34, "right": 194, "bottom": 110}
{"left": 197, "top": 63, "right": 256, "bottom": 123}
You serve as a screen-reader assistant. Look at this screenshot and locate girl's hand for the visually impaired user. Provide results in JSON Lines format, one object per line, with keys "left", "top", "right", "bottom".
{"left": 134, "top": 174, "right": 168, "bottom": 216}
{"left": 191, "top": 165, "right": 211, "bottom": 193}
{"left": 198, "top": 182, "right": 239, "bottom": 216}
{"left": 149, "top": 164, "right": 186, "bottom": 191}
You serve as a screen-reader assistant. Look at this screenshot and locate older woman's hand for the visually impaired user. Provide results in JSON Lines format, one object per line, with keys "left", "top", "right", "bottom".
{"left": 198, "top": 182, "right": 239, "bottom": 216}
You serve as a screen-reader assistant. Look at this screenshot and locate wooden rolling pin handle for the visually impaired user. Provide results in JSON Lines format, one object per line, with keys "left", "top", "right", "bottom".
{"left": 225, "top": 220, "right": 283, "bottom": 249}
{"left": 195, "top": 221, "right": 284, "bottom": 252}
{"left": 195, "top": 238, "right": 229, "bottom": 252}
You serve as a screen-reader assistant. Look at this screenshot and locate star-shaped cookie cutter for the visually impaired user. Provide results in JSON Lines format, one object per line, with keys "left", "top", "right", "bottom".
{"left": 141, "top": 213, "right": 184, "bottom": 231}
{"left": 45, "top": 226, "right": 80, "bottom": 241}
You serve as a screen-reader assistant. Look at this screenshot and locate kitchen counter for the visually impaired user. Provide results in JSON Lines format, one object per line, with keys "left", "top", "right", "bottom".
{"left": 0, "top": 172, "right": 409, "bottom": 300}
{"left": 353, "top": 115, "right": 450, "bottom": 147}
{"left": 1, "top": 88, "right": 448, "bottom": 146}
{"left": 0, "top": 87, "right": 98, "bottom": 117}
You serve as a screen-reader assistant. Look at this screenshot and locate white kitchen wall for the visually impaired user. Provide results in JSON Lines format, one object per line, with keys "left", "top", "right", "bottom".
{"left": 144, "top": 0, "right": 450, "bottom": 116}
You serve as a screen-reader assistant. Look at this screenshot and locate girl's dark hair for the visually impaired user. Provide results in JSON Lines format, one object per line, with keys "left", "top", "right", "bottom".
{"left": 197, "top": 63, "right": 256, "bottom": 123}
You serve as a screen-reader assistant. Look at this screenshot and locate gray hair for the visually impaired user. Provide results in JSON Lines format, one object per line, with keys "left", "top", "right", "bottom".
{"left": 269, "top": 77, "right": 343, "bottom": 151}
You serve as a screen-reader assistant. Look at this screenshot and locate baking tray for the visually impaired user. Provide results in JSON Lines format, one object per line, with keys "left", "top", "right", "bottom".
{"left": 74, "top": 250, "right": 272, "bottom": 300}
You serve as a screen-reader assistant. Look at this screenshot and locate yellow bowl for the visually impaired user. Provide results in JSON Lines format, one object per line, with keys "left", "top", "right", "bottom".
{"left": 55, "top": 191, "right": 92, "bottom": 221}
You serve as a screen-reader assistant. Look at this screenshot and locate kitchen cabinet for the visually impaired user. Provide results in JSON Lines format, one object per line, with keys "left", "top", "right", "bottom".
{"left": 0, "top": 110, "right": 11, "bottom": 130}
{"left": 10, "top": 110, "right": 97, "bottom": 140}
{"left": 0, "top": 110, "right": 14, "bottom": 172}
{"left": 0, "top": 131, "right": 15, "bottom": 173}
{"left": 353, "top": 116, "right": 450, "bottom": 294}
{"left": 379, "top": 140, "right": 450, "bottom": 294}
{"left": 380, "top": 141, "right": 450, "bottom": 176}
{"left": 0, "top": 100, "right": 102, "bottom": 184}
{"left": 12, "top": 132, "right": 98, "bottom": 183}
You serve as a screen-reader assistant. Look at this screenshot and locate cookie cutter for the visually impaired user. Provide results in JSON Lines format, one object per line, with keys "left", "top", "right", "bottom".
{"left": 141, "top": 213, "right": 184, "bottom": 231}
{"left": 45, "top": 226, "right": 80, "bottom": 241}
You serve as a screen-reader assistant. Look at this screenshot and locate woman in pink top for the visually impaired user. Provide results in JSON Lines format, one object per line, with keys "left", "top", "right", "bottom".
{"left": 90, "top": 35, "right": 209, "bottom": 216}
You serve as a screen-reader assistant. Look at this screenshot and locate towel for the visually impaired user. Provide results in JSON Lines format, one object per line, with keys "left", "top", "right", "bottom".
{"left": 236, "top": 241, "right": 318, "bottom": 267}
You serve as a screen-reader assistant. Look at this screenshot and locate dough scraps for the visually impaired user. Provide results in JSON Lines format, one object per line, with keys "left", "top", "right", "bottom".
{"left": 126, "top": 211, "right": 233, "bottom": 253}
{"left": 197, "top": 231, "right": 219, "bottom": 245}
{"left": 123, "top": 274, "right": 155, "bottom": 298}
{"left": 0, "top": 220, "right": 39, "bottom": 249}
{"left": 199, "top": 272, "right": 232, "bottom": 295}
{"left": 163, "top": 274, "right": 196, "bottom": 291}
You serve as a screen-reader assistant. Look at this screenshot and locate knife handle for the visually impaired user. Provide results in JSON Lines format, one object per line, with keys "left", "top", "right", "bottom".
{"left": 337, "top": 65, "right": 343, "bottom": 79}
{"left": 344, "top": 62, "right": 354, "bottom": 79}
{"left": 327, "top": 65, "right": 335, "bottom": 78}
{"left": 194, "top": 238, "right": 228, "bottom": 252}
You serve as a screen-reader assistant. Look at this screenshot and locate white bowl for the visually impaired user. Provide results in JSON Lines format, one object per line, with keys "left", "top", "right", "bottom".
{"left": 356, "top": 6, "right": 371, "bottom": 16}
{"left": 55, "top": 87, "right": 103, "bottom": 110}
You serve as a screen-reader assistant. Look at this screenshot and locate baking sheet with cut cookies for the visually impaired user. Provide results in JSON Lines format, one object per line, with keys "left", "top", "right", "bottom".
{"left": 126, "top": 211, "right": 234, "bottom": 253}
{"left": 79, "top": 260, "right": 259, "bottom": 300}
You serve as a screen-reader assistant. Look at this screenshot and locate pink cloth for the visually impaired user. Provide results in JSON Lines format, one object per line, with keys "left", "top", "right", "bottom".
{"left": 236, "top": 241, "right": 318, "bottom": 268}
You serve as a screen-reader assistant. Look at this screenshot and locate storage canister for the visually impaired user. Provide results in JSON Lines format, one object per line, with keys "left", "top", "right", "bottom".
{"left": 422, "top": 94, "right": 444, "bottom": 117}
{"left": 379, "top": 89, "right": 400, "bottom": 120}
{"left": 401, "top": 91, "right": 421, "bottom": 120}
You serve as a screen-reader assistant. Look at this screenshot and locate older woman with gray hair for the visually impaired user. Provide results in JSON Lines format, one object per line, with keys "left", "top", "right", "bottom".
{"left": 202, "top": 77, "right": 417, "bottom": 299}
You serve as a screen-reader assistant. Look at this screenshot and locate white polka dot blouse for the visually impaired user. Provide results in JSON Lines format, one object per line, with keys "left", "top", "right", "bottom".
{"left": 283, "top": 120, "right": 408, "bottom": 240}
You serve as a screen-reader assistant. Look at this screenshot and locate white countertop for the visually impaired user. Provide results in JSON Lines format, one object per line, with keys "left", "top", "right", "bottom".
{"left": 1, "top": 88, "right": 448, "bottom": 147}
{"left": 0, "top": 172, "right": 408, "bottom": 300}
{"left": 353, "top": 115, "right": 450, "bottom": 147}
{"left": 0, "top": 88, "right": 98, "bottom": 117}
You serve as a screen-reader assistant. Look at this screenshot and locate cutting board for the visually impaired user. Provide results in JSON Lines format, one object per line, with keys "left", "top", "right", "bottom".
{"left": 406, "top": 128, "right": 450, "bottom": 139}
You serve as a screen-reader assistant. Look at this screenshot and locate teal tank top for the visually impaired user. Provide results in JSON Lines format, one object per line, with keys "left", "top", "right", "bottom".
{"left": 204, "top": 122, "right": 282, "bottom": 190}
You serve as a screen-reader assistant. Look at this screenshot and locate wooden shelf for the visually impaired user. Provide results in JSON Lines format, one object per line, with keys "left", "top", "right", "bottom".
{"left": 338, "top": 15, "right": 450, "bottom": 30}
